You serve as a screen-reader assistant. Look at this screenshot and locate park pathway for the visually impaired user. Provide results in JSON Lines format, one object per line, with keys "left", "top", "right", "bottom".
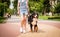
{"left": 0, "top": 15, "right": 60, "bottom": 37}
{"left": 6, "top": 15, "right": 20, "bottom": 23}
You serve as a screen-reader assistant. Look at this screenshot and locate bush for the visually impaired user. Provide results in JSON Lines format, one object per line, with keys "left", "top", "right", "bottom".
{"left": 0, "top": 16, "right": 6, "bottom": 23}
{"left": 48, "top": 16, "right": 60, "bottom": 21}
{"left": 39, "top": 16, "right": 60, "bottom": 21}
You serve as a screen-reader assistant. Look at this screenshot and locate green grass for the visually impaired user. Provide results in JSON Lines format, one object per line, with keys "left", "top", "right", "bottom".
{"left": 39, "top": 16, "right": 49, "bottom": 20}
{"left": 39, "top": 16, "right": 60, "bottom": 21}
{"left": 0, "top": 17, "right": 6, "bottom": 23}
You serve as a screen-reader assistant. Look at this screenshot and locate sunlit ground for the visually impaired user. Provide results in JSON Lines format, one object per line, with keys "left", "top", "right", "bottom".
{"left": 17, "top": 24, "right": 60, "bottom": 37}
{"left": 0, "top": 15, "right": 60, "bottom": 37}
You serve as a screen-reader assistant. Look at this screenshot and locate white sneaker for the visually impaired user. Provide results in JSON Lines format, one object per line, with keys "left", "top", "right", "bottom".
{"left": 20, "top": 28, "right": 23, "bottom": 33}
{"left": 23, "top": 29, "right": 26, "bottom": 33}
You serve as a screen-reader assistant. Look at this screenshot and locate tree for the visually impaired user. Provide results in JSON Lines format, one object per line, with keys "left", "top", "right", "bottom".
{"left": 0, "top": 0, "right": 10, "bottom": 17}
{"left": 43, "top": 0, "right": 51, "bottom": 15}
{"left": 28, "top": 0, "right": 44, "bottom": 13}
{"left": 7, "top": 8, "right": 14, "bottom": 15}
{"left": 13, "top": 0, "right": 18, "bottom": 15}
{"left": 54, "top": 2, "right": 60, "bottom": 16}
{"left": 0, "top": 0, "right": 10, "bottom": 8}
{"left": 0, "top": 0, "right": 10, "bottom": 12}
{"left": 0, "top": 3, "right": 7, "bottom": 17}
{"left": 13, "top": 0, "right": 18, "bottom": 12}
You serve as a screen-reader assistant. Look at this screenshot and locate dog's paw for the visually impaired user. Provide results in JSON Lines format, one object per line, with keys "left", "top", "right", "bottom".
{"left": 34, "top": 27, "right": 38, "bottom": 32}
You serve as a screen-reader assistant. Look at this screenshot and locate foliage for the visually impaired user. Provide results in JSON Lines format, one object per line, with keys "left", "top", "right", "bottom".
{"left": 43, "top": 0, "right": 51, "bottom": 13}
{"left": 0, "top": 16, "right": 6, "bottom": 23}
{"left": 13, "top": 0, "right": 18, "bottom": 15}
{"left": 54, "top": 3, "right": 60, "bottom": 13}
{"left": 0, "top": 3, "right": 7, "bottom": 17}
{"left": 0, "top": 0, "right": 10, "bottom": 17}
{"left": 29, "top": 0, "right": 44, "bottom": 13}
{"left": 29, "top": 0, "right": 50, "bottom": 13}
{"left": 0, "top": 0, "right": 10, "bottom": 8}
{"left": 13, "top": 0, "right": 18, "bottom": 10}
{"left": 7, "top": 8, "right": 14, "bottom": 15}
{"left": 0, "top": 0, "right": 10, "bottom": 23}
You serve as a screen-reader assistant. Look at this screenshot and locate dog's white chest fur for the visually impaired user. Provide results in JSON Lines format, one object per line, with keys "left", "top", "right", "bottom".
{"left": 32, "top": 18, "right": 37, "bottom": 25}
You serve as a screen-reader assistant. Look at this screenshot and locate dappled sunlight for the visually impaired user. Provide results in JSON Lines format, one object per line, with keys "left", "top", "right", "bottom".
{"left": 17, "top": 24, "right": 60, "bottom": 37}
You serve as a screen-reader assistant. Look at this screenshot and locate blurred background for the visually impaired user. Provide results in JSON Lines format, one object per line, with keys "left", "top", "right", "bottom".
{"left": 0, "top": 0, "right": 60, "bottom": 37}
{"left": 0, "top": 0, "right": 60, "bottom": 23}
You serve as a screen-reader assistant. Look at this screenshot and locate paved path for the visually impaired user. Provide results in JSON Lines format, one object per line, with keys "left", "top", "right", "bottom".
{"left": 6, "top": 15, "right": 21, "bottom": 23}
{"left": 0, "top": 15, "right": 60, "bottom": 37}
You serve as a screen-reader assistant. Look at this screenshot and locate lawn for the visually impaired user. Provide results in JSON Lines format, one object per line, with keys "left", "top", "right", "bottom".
{"left": 0, "top": 17, "right": 6, "bottom": 23}
{"left": 39, "top": 16, "right": 60, "bottom": 21}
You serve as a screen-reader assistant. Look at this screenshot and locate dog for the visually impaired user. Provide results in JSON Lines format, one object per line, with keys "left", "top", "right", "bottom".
{"left": 28, "top": 12, "right": 38, "bottom": 32}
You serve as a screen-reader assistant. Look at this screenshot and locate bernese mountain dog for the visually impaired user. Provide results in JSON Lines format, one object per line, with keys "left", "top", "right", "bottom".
{"left": 28, "top": 12, "right": 38, "bottom": 32}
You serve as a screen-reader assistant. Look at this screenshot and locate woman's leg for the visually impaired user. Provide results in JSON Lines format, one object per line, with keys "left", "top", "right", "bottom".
{"left": 23, "top": 21, "right": 26, "bottom": 33}
{"left": 20, "top": 21, "right": 23, "bottom": 33}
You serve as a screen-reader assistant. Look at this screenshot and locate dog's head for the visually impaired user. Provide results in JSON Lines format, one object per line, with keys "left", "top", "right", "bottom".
{"left": 32, "top": 12, "right": 38, "bottom": 19}
{"left": 28, "top": 12, "right": 39, "bottom": 23}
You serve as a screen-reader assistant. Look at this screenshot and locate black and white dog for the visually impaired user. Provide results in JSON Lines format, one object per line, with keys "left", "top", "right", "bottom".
{"left": 28, "top": 12, "right": 38, "bottom": 32}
